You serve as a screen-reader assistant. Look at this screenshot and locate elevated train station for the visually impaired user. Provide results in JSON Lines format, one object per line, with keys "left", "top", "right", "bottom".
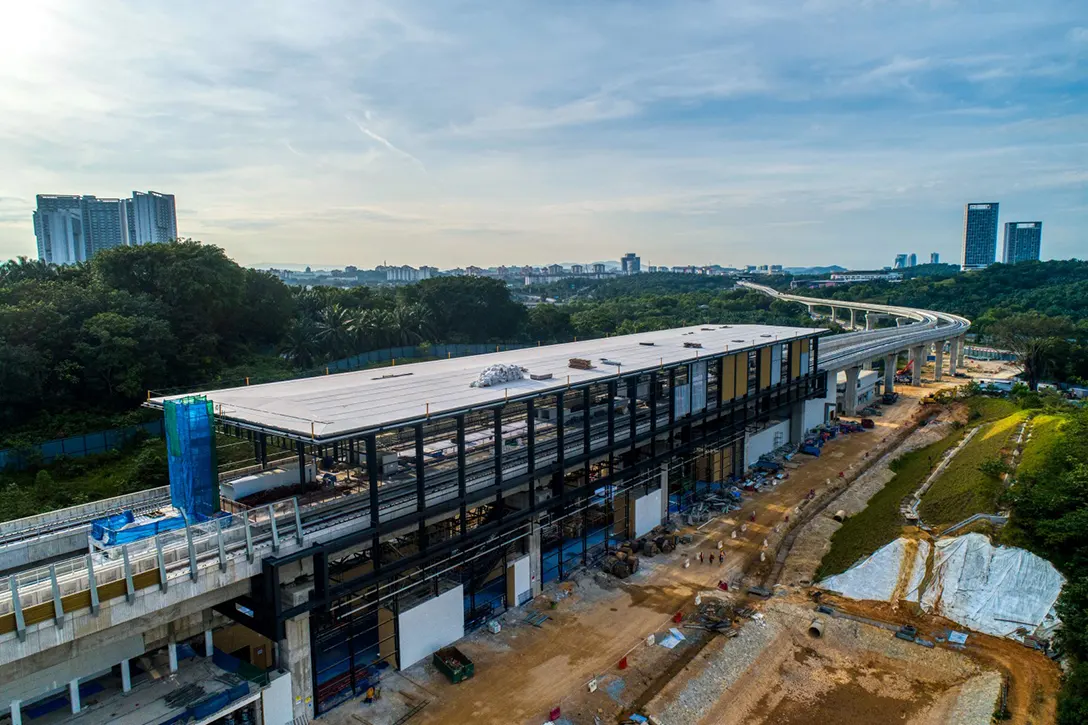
{"left": 1, "top": 324, "right": 830, "bottom": 723}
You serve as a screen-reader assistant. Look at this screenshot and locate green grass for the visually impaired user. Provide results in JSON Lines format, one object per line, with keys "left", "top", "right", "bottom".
{"left": 918, "top": 411, "right": 1028, "bottom": 528}
{"left": 967, "top": 396, "right": 1019, "bottom": 424}
{"left": 1016, "top": 414, "right": 1069, "bottom": 484}
{"left": 817, "top": 432, "right": 963, "bottom": 579}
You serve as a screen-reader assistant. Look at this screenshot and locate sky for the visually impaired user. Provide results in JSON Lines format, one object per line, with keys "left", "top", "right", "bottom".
{"left": 0, "top": 1, "right": 1085, "bottom": 270}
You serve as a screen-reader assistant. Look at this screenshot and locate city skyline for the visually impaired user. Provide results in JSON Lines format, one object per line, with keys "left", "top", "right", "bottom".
{"left": 1, "top": 1, "right": 1085, "bottom": 268}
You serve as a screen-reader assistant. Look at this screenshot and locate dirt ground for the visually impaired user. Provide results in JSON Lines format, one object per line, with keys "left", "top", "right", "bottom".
{"left": 647, "top": 598, "right": 1001, "bottom": 725}
{"left": 816, "top": 595, "right": 1060, "bottom": 725}
{"left": 325, "top": 359, "right": 1049, "bottom": 725}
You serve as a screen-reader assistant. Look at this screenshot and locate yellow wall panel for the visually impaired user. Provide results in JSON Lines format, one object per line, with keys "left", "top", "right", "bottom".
{"left": 759, "top": 347, "right": 771, "bottom": 389}
{"left": 721, "top": 354, "right": 737, "bottom": 401}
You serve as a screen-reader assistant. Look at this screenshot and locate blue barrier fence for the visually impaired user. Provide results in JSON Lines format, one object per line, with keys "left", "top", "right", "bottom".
{"left": 0, "top": 419, "right": 165, "bottom": 472}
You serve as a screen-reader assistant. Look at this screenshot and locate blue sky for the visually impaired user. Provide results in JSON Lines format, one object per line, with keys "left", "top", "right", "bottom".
{"left": 0, "top": 0, "right": 1085, "bottom": 269}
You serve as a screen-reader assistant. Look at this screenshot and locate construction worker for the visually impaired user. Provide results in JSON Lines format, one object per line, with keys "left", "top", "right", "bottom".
{"left": 698, "top": 551, "right": 704, "bottom": 564}
{"left": 718, "top": 551, "right": 724, "bottom": 565}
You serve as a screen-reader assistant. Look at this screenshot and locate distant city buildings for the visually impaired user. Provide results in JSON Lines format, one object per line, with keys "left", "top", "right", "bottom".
{"left": 961, "top": 202, "right": 1000, "bottom": 271}
{"left": 33, "top": 190, "right": 177, "bottom": 264}
{"left": 620, "top": 252, "right": 641, "bottom": 275}
{"left": 930, "top": 252, "right": 940, "bottom": 265}
{"left": 1003, "top": 222, "right": 1042, "bottom": 264}
{"left": 893, "top": 254, "right": 908, "bottom": 269}
{"left": 907, "top": 253, "right": 917, "bottom": 268}
{"left": 792, "top": 270, "right": 902, "bottom": 290}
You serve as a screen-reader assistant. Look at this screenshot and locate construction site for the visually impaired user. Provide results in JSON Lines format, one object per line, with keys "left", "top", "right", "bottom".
{"left": 0, "top": 291, "right": 1062, "bottom": 725}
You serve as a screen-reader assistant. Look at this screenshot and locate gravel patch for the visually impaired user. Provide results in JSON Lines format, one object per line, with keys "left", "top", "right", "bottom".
{"left": 648, "top": 615, "right": 782, "bottom": 725}
{"left": 944, "top": 672, "right": 1003, "bottom": 725}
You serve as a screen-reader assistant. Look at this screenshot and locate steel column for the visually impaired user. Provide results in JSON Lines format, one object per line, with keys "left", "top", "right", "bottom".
{"left": 366, "top": 434, "right": 381, "bottom": 569}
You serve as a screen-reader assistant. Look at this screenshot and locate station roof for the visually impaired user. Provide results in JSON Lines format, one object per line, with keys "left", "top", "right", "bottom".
{"left": 149, "top": 324, "right": 824, "bottom": 441}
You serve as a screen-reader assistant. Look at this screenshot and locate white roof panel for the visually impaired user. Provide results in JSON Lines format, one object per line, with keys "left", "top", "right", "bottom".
{"left": 151, "top": 324, "right": 823, "bottom": 440}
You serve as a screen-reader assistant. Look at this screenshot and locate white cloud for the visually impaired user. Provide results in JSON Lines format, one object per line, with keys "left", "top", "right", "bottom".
{"left": 0, "top": 0, "right": 1085, "bottom": 268}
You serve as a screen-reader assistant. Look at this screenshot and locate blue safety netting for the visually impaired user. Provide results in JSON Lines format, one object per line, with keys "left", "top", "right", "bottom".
{"left": 165, "top": 396, "right": 219, "bottom": 521}
{"left": 90, "top": 513, "right": 188, "bottom": 545}
{"left": 90, "top": 511, "right": 135, "bottom": 542}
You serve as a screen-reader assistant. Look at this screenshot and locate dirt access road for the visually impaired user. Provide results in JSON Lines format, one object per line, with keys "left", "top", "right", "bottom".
{"left": 328, "top": 386, "right": 943, "bottom": 725}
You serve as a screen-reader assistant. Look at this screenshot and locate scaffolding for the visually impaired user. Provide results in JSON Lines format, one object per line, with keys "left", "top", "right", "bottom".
{"left": 166, "top": 396, "right": 220, "bottom": 521}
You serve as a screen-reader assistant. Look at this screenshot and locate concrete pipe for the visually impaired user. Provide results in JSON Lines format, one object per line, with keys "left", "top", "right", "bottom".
{"left": 808, "top": 619, "right": 825, "bottom": 638}
{"left": 833, "top": 510, "right": 846, "bottom": 522}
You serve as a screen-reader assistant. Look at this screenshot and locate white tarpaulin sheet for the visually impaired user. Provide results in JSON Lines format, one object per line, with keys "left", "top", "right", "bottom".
{"left": 819, "top": 533, "right": 1064, "bottom": 639}
{"left": 819, "top": 538, "right": 929, "bottom": 603}
{"left": 920, "top": 533, "right": 1064, "bottom": 638}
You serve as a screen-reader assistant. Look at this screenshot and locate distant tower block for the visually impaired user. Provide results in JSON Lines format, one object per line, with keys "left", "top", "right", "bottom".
{"left": 165, "top": 396, "right": 219, "bottom": 520}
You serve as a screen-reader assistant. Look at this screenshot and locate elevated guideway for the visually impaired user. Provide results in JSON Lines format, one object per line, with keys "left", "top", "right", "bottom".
{"left": 739, "top": 281, "right": 971, "bottom": 414}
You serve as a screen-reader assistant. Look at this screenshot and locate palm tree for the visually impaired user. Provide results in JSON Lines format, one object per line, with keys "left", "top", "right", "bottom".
{"left": 352, "top": 308, "right": 393, "bottom": 350}
{"left": 316, "top": 303, "right": 354, "bottom": 358}
{"left": 281, "top": 318, "right": 320, "bottom": 368}
{"left": 389, "top": 302, "right": 434, "bottom": 345}
{"left": 0, "top": 256, "right": 58, "bottom": 285}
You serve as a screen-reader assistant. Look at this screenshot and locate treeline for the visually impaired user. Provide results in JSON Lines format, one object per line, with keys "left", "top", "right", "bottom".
{"left": 1005, "top": 407, "right": 1088, "bottom": 723}
{"left": 0, "top": 244, "right": 820, "bottom": 443}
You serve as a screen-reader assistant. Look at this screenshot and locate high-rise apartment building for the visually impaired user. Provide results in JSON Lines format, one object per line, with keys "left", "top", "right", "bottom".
{"left": 128, "top": 191, "right": 178, "bottom": 245}
{"left": 34, "top": 190, "right": 178, "bottom": 264}
{"left": 620, "top": 252, "right": 641, "bottom": 275}
{"left": 930, "top": 252, "right": 940, "bottom": 265}
{"left": 1003, "top": 222, "right": 1042, "bottom": 264}
{"left": 908, "top": 253, "right": 917, "bottom": 267}
{"left": 32, "top": 195, "right": 85, "bottom": 265}
{"left": 961, "top": 202, "right": 999, "bottom": 271}
{"left": 893, "top": 254, "right": 908, "bottom": 269}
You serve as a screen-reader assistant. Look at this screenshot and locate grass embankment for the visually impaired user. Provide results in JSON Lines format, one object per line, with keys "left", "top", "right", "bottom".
{"left": 918, "top": 410, "right": 1028, "bottom": 528}
{"left": 816, "top": 432, "right": 963, "bottom": 579}
{"left": 967, "top": 396, "right": 1019, "bottom": 424}
{"left": 1016, "top": 414, "right": 1069, "bottom": 483}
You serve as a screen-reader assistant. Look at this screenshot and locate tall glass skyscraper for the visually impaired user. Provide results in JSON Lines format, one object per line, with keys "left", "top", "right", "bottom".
{"left": 1003, "top": 222, "right": 1042, "bottom": 264}
{"left": 961, "top": 202, "right": 999, "bottom": 271}
{"left": 33, "top": 195, "right": 85, "bottom": 265}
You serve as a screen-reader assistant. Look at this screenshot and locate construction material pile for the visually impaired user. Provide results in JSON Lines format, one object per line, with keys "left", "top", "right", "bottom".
{"left": 470, "top": 363, "right": 524, "bottom": 388}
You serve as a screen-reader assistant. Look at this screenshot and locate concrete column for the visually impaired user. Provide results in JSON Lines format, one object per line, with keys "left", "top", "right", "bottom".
{"left": 11, "top": 701, "right": 21, "bottom": 725}
{"left": 659, "top": 463, "right": 669, "bottom": 523}
{"left": 168, "top": 642, "right": 178, "bottom": 673}
{"left": 279, "top": 613, "right": 314, "bottom": 724}
{"left": 843, "top": 367, "right": 860, "bottom": 416}
{"left": 948, "top": 338, "right": 958, "bottom": 376}
{"left": 957, "top": 336, "right": 966, "bottom": 368}
{"left": 910, "top": 346, "right": 925, "bottom": 386}
{"left": 866, "top": 313, "right": 877, "bottom": 330}
{"left": 884, "top": 353, "right": 897, "bottom": 395}
{"left": 204, "top": 629, "right": 214, "bottom": 658}
{"left": 789, "top": 400, "right": 806, "bottom": 443}
{"left": 121, "top": 659, "right": 132, "bottom": 693}
{"left": 862, "top": 358, "right": 873, "bottom": 370}
{"left": 830, "top": 307, "right": 837, "bottom": 324}
{"left": 849, "top": 308, "right": 856, "bottom": 329}
{"left": 528, "top": 516, "right": 542, "bottom": 597}
{"left": 933, "top": 341, "right": 946, "bottom": 381}
{"left": 69, "top": 680, "right": 81, "bottom": 714}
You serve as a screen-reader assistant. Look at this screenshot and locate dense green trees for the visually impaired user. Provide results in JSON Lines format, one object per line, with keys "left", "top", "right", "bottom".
{"left": 1005, "top": 409, "right": 1088, "bottom": 723}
